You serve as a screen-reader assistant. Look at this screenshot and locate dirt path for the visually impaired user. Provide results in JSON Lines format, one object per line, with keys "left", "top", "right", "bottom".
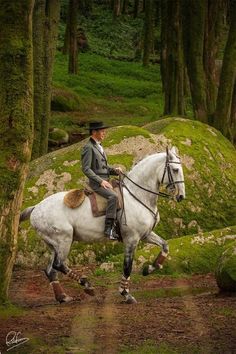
{"left": 0, "top": 269, "right": 236, "bottom": 354}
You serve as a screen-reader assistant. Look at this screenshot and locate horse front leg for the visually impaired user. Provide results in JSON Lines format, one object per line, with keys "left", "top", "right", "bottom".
{"left": 119, "top": 241, "right": 138, "bottom": 304}
{"left": 142, "top": 231, "right": 169, "bottom": 276}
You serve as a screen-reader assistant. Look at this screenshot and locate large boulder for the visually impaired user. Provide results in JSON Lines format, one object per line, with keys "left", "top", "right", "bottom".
{"left": 18, "top": 119, "right": 236, "bottom": 267}
{"left": 215, "top": 243, "right": 236, "bottom": 292}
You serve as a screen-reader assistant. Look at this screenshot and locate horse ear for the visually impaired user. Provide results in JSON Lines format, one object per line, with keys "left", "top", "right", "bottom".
{"left": 170, "top": 146, "right": 176, "bottom": 154}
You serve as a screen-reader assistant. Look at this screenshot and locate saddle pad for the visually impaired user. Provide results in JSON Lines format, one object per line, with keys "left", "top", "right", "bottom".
{"left": 63, "top": 189, "right": 85, "bottom": 209}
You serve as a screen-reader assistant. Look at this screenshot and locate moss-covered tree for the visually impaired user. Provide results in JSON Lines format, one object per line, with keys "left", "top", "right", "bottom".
{"left": 182, "top": 0, "right": 208, "bottom": 122}
{"left": 204, "top": 0, "right": 225, "bottom": 121}
{"left": 113, "top": 0, "right": 121, "bottom": 19}
{"left": 133, "top": 0, "right": 140, "bottom": 18}
{"left": 0, "top": 0, "right": 34, "bottom": 304}
{"left": 214, "top": 0, "right": 236, "bottom": 143}
{"left": 68, "top": 0, "right": 79, "bottom": 74}
{"left": 32, "top": 0, "right": 60, "bottom": 159}
{"left": 143, "top": 0, "right": 153, "bottom": 66}
{"left": 161, "top": 0, "right": 185, "bottom": 115}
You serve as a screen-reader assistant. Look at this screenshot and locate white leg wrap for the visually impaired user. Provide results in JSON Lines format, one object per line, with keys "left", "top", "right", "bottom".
{"left": 119, "top": 275, "right": 130, "bottom": 295}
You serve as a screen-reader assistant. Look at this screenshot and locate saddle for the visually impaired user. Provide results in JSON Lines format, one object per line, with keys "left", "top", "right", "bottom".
{"left": 63, "top": 179, "right": 123, "bottom": 217}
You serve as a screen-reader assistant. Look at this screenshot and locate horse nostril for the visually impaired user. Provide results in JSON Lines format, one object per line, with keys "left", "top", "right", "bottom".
{"left": 177, "top": 195, "right": 184, "bottom": 202}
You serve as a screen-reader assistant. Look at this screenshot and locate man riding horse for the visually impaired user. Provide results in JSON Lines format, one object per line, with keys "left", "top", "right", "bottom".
{"left": 81, "top": 121, "right": 122, "bottom": 240}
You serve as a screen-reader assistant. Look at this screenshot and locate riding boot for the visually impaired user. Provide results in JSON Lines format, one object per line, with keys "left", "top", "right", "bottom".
{"left": 104, "top": 218, "right": 119, "bottom": 240}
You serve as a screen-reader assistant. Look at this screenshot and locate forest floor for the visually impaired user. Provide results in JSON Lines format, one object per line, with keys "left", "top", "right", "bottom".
{"left": 0, "top": 268, "right": 236, "bottom": 354}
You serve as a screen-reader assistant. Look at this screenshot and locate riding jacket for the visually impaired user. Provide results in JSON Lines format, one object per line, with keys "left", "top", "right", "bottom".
{"left": 81, "top": 137, "right": 118, "bottom": 189}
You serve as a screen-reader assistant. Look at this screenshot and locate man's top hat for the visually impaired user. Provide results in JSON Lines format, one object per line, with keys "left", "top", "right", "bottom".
{"left": 88, "top": 121, "right": 109, "bottom": 131}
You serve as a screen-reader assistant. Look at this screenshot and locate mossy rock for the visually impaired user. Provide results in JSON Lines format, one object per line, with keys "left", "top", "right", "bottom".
{"left": 51, "top": 87, "right": 80, "bottom": 112}
{"left": 109, "top": 226, "right": 236, "bottom": 275}
{"left": 18, "top": 120, "right": 236, "bottom": 267}
{"left": 215, "top": 243, "right": 236, "bottom": 292}
{"left": 48, "top": 128, "right": 69, "bottom": 146}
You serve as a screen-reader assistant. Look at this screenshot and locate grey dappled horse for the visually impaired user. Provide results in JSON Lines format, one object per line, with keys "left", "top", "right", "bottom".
{"left": 20, "top": 147, "right": 185, "bottom": 304}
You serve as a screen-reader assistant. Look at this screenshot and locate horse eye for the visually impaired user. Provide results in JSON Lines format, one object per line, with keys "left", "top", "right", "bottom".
{"left": 173, "top": 168, "right": 179, "bottom": 173}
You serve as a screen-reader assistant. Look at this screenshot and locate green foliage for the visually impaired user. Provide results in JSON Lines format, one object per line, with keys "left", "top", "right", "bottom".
{"left": 52, "top": 51, "right": 163, "bottom": 132}
{"left": 77, "top": 5, "right": 144, "bottom": 58}
{"left": 51, "top": 87, "right": 80, "bottom": 112}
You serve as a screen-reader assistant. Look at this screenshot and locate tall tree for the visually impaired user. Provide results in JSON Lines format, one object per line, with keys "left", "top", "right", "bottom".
{"left": 0, "top": 0, "right": 34, "bottom": 304}
{"left": 214, "top": 0, "right": 236, "bottom": 142}
{"left": 161, "top": 0, "right": 185, "bottom": 115}
{"left": 122, "top": 0, "right": 128, "bottom": 14}
{"left": 32, "top": 0, "right": 60, "bottom": 158}
{"left": 133, "top": 0, "right": 139, "bottom": 18}
{"left": 182, "top": 0, "right": 208, "bottom": 122}
{"left": 143, "top": 0, "right": 153, "bottom": 66}
{"left": 68, "top": 0, "right": 79, "bottom": 74}
{"left": 204, "top": 0, "right": 225, "bottom": 121}
{"left": 113, "top": 0, "right": 121, "bottom": 19}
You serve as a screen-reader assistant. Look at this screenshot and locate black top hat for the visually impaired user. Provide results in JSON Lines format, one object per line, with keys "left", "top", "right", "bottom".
{"left": 88, "top": 121, "right": 110, "bottom": 131}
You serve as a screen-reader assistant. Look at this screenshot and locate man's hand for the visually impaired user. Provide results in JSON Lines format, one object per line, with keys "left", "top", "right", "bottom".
{"left": 115, "top": 167, "right": 123, "bottom": 175}
{"left": 101, "top": 180, "right": 113, "bottom": 189}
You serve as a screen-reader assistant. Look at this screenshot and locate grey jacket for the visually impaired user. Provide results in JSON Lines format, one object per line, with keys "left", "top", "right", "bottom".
{"left": 81, "top": 138, "right": 118, "bottom": 188}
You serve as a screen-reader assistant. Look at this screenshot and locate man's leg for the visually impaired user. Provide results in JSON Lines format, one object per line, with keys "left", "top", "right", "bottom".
{"left": 93, "top": 186, "right": 119, "bottom": 240}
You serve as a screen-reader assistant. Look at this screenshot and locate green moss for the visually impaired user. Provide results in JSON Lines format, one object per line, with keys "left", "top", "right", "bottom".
{"left": 0, "top": 304, "right": 26, "bottom": 320}
{"left": 215, "top": 243, "right": 236, "bottom": 291}
{"left": 49, "top": 129, "right": 68, "bottom": 141}
{"left": 103, "top": 125, "right": 151, "bottom": 147}
{"left": 51, "top": 86, "right": 80, "bottom": 112}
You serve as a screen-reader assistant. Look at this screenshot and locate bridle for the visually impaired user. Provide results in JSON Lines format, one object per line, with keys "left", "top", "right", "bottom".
{"left": 119, "top": 148, "right": 184, "bottom": 228}
{"left": 161, "top": 147, "right": 184, "bottom": 191}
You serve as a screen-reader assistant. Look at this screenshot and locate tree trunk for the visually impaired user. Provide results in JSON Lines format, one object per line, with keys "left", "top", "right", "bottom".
{"left": 68, "top": 0, "right": 79, "bottom": 74}
{"left": 182, "top": 0, "right": 208, "bottom": 122}
{"left": 230, "top": 79, "right": 236, "bottom": 144}
{"left": 32, "top": 0, "right": 60, "bottom": 159}
{"left": 143, "top": 0, "right": 153, "bottom": 66}
{"left": 0, "top": 0, "right": 34, "bottom": 304}
{"left": 113, "top": 0, "right": 121, "bottom": 19}
{"left": 204, "top": 0, "right": 225, "bottom": 122}
{"left": 122, "top": 0, "right": 128, "bottom": 14}
{"left": 133, "top": 0, "right": 139, "bottom": 18}
{"left": 62, "top": 5, "right": 70, "bottom": 55}
{"left": 161, "top": 0, "right": 185, "bottom": 115}
{"left": 214, "top": 0, "right": 236, "bottom": 141}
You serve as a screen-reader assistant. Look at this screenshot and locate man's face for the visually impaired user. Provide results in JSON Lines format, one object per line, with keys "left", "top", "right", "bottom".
{"left": 92, "top": 128, "right": 106, "bottom": 142}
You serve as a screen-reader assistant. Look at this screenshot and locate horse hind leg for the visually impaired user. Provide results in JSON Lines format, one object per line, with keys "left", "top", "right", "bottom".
{"left": 50, "top": 233, "right": 95, "bottom": 297}
{"left": 44, "top": 247, "right": 74, "bottom": 303}
{"left": 142, "top": 231, "right": 169, "bottom": 276}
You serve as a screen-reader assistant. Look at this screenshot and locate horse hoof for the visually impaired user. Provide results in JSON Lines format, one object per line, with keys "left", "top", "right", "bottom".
{"left": 125, "top": 294, "right": 137, "bottom": 304}
{"left": 84, "top": 287, "right": 95, "bottom": 296}
{"left": 59, "top": 294, "right": 74, "bottom": 303}
{"left": 142, "top": 265, "right": 150, "bottom": 276}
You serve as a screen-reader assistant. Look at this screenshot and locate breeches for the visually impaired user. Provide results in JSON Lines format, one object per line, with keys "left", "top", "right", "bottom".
{"left": 92, "top": 185, "right": 118, "bottom": 219}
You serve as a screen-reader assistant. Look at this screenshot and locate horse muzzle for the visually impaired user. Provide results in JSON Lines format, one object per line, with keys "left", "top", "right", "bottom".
{"left": 176, "top": 195, "right": 184, "bottom": 202}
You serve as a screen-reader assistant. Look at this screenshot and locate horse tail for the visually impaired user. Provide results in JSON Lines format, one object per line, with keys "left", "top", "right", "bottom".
{"left": 20, "top": 206, "right": 35, "bottom": 223}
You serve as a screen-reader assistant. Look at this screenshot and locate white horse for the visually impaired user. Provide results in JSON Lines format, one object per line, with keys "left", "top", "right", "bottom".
{"left": 20, "top": 146, "right": 185, "bottom": 304}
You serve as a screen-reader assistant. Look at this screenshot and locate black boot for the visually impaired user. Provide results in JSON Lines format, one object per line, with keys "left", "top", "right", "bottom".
{"left": 104, "top": 218, "right": 119, "bottom": 240}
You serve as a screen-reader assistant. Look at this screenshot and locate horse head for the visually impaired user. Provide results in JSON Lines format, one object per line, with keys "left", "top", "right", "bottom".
{"left": 161, "top": 146, "right": 185, "bottom": 202}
